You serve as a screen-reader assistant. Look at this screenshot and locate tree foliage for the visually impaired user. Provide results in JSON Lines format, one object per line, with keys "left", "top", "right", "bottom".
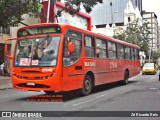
{"left": 113, "top": 19, "right": 151, "bottom": 53}
{"left": 0, "top": 0, "right": 102, "bottom": 27}
{"left": 0, "top": 0, "right": 42, "bottom": 27}
{"left": 64, "top": 0, "right": 102, "bottom": 14}
{"left": 152, "top": 51, "right": 160, "bottom": 63}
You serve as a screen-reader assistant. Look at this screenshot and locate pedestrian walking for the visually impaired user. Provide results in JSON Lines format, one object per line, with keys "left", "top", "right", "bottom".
{"left": 0, "top": 63, "right": 4, "bottom": 75}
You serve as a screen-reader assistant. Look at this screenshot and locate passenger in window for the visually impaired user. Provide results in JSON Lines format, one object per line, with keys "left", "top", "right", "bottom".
{"left": 96, "top": 44, "right": 101, "bottom": 58}
{"left": 41, "top": 50, "right": 55, "bottom": 61}
{"left": 17, "top": 46, "right": 28, "bottom": 61}
{"left": 96, "top": 48, "right": 101, "bottom": 58}
{"left": 31, "top": 45, "right": 39, "bottom": 60}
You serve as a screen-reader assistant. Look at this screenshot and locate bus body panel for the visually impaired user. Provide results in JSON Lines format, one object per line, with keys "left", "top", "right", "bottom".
{"left": 6, "top": 23, "right": 140, "bottom": 93}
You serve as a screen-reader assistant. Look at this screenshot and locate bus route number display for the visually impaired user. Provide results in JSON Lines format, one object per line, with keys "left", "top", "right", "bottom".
{"left": 18, "top": 26, "right": 61, "bottom": 37}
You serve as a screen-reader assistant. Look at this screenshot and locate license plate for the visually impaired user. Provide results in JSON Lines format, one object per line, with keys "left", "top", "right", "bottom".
{"left": 27, "top": 82, "right": 35, "bottom": 86}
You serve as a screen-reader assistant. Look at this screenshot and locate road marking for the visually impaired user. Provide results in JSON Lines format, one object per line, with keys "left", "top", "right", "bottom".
{"left": 150, "top": 76, "right": 157, "bottom": 80}
{"left": 149, "top": 87, "right": 159, "bottom": 90}
{"left": 136, "top": 82, "right": 142, "bottom": 84}
{"left": 72, "top": 99, "right": 94, "bottom": 106}
{"left": 95, "top": 94, "right": 107, "bottom": 99}
{"left": 72, "top": 94, "right": 107, "bottom": 107}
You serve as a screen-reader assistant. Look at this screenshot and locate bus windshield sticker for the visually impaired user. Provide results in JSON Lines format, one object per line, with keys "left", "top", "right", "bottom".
{"left": 19, "top": 58, "right": 31, "bottom": 66}
{"left": 31, "top": 60, "right": 39, "bottom": 66}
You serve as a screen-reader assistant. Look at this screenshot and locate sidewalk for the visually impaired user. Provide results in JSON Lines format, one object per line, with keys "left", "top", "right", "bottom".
{"left": 0, "top": 75, "right": 12, "bottom": 90}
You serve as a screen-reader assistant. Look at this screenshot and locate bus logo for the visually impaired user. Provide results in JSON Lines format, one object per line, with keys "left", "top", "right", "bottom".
{"left": 42, "top": 68, "right": 53, "bottom": 72}
{"left": 84, "top": 60, "right": 96, "bottom": 69}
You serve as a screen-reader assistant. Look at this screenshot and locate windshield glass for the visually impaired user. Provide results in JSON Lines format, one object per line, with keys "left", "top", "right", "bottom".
{"left": 143, "top": 63, "right": 154, "bottom": 69}
{"left": 15, "top": 36, "right": 60, "bottom": 67}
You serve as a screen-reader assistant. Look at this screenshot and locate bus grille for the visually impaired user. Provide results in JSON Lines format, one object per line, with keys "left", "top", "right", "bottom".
{"left": 13, "top": 74, "right": 54, "bottom": 80}
{"left": 17, "top": 83, "right": 50, "bottom": 88}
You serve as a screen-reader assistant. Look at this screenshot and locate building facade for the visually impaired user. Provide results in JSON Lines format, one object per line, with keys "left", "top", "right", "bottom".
{"left": 0, "top": 27, "right": 11, "bottom": 64}
{"left": 90, "top": 0, "right": 142, "bottom": 26}
{"left": 142, "top": 11, "right": 159, "bottom": 52}
{"left": 91, "top": 0, "right": 142, "bottom": 37}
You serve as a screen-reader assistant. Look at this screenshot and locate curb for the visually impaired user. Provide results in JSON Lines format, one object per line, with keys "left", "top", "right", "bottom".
{"left": 0, "top": 87, "right": 13, "bottom": 90}
{"left": 0, "top": 83, "right": 13, "bottom": 90}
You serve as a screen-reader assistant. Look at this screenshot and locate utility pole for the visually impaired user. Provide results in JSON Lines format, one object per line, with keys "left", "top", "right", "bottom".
{"left": 110, "top": 2, "right": 113, "bottom": 26}
{"left": 47, "top": 0, "right": 51, "bottom": 23}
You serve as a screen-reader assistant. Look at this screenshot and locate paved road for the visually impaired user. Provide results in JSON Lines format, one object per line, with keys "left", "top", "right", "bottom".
{"left": 0, "top": 72, "right": 160, "bottom": 120}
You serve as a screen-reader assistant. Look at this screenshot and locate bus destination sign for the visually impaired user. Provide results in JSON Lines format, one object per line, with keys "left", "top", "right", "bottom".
{"left": 18, "top": 26, "right": 61, "bottom": 37}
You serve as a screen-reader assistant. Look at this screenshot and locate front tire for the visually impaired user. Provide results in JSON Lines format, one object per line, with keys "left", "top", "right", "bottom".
{"left": 82, "top": 75, "right": 92, "bottom": 96}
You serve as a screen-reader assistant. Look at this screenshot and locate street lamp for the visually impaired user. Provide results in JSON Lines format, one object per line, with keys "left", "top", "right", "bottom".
{"left": 47, "top": 0, "right": 56, "bottom": 23}
{"left": 113, "top": 11, "right": 118, "bottom": 35}
{"left": 110, "top": 2, "right": 118, "bottom": 35}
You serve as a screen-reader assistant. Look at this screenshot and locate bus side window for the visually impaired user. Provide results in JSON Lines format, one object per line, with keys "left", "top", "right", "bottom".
{"left": 131, "top": 48, "right": 135, "bottom": 60}
{"left": 134, "top": 49, "right": 139, "bottom": 60}
{"left": 108, "top": 42, "right": 116, "bottom": 59}
{"left": 84, "top": 36, "right": 95, "bottom": 58}
{"left": 125, "top": 47, "right": 131, "bottom": 60}
{"left": 95, "top": 38, "right": 107, "bottom": 58}
{"left": 117, "top": 44, "right": 125, "bottom": 59}
{"left": 63, "top": 31, "right": 82, "bottom": 66}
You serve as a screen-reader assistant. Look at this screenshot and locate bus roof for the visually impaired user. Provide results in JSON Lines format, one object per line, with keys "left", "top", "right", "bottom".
{"left": 18, "top": 23, "right": 140, "bottom": 49}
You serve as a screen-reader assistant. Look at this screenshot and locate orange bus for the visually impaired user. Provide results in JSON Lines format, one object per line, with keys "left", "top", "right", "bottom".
{"left": 5, "top": 23, "right": 140, "bottom": 95}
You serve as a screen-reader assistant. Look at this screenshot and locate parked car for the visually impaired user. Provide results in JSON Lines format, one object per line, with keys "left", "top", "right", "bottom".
{"left": 155, "top": 64, "right": 159, "bottom": 70}
{"left": 142, "top": 63, "right": 157, "bottom": 75}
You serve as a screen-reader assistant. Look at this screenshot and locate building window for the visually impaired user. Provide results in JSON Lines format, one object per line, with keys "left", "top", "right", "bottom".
{"left": 128, "top": 17, "right": 131, "bottom": 22}
{"left": 0, "top": 27, "right": 10, "bottom": 34}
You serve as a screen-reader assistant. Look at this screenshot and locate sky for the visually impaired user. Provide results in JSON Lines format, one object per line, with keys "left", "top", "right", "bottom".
{"left": 142, "top": 0, "right": 160, "bottom": 23}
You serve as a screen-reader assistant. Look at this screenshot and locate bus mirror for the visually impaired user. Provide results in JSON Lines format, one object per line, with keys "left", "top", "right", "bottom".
{"left": 4, "top": 38, "right": 17, "bottom": 60}
{"left": 68, "top": 42, "right": 74, "bottom": 53}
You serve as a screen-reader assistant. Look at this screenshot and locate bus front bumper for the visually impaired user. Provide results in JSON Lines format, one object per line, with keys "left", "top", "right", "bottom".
{"left": 12, "top": 75, "right": 63, "bottom": 92}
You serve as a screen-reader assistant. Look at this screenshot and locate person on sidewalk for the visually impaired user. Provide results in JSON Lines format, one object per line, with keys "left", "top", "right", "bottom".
{"left": 0, "top": 63, "right": 4, "bottom": 75}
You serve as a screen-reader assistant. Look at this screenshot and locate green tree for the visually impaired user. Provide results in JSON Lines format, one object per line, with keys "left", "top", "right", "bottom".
{"left": 55, "top": 0, "right": 103, "bottom": 22}
{"left": 0, "top": 0, "right": 42, "bottom": 27}
{"left": 113, "top": 19, "right": 151, "bottom": 54}
{"left": 0, "top": 0, "right": 103, "bottom": 27}
{"left": 152, "top": 51, "right": 160, "bottom": 63}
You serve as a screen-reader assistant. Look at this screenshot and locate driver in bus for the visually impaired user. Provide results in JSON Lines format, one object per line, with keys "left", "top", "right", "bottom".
{"left": 17, "top": 46, "right": 28, "bottom": 61}
{"left": 31, "top": 45, "right": 39, "bottom": 60}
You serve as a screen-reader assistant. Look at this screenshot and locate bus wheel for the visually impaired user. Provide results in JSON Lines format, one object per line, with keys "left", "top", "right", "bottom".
{"left": 123, "top": 71, "right": 129, "bottom": 85}
{"left": 82, "top": 75, "right": 92, "bottom": 96}
{"left": 119, "top": 71, "right": 129, "bottom": 85}
{"left": 44, "top": 91, "right": 55, "bottom": 95}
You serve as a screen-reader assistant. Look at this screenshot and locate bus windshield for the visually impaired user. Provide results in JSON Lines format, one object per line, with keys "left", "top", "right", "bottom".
{"left": 14, "top": 36, "right": 60, "bottom": 67}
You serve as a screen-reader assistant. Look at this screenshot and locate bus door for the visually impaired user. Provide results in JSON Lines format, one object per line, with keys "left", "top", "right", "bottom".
{"left": 4, "top": 38, "right": 17, "bottom": 75}
{"left": 62, "top": 31, "right": 83, "bottom": 91}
